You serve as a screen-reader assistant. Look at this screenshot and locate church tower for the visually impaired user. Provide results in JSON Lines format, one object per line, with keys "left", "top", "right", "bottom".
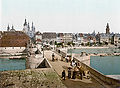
{"left": 12, "top": 25, "right": 14, "bottom": 29}
{"left": 7, "top": 24, "right": 10, "bottom": 31}
{"left": 31, "top": 22, "right": 35, "bottom": 33}
{"left": 23, "top": 19, "right": 28, "bottom": 34}
{"left": 24, "top": 19, "right": 27, "bottom": 26}
{"left": 106, "top": 23, "right": 110, "bottom": 34}
{"left": 31, "top": 22, "right": 34, "bottom": 32}
{"left": 23, "top": 19, "right": 36, "bottom": 38}
{"left": 27, "top": 22, "right": 30, "bottom": 32}
{"left": 31, "top": 22, "right": 35, "bottom": 37}
{"left": 10, "top": 25, "right": 16, "bottom": 32}
{"left": 33, "top": 27, "right": 35, "bottom": 33}
{"left": 27, "top": 22, "right": 30, "bottom": 36}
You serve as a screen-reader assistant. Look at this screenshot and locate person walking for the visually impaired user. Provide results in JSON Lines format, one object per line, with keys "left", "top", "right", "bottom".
{"left": 71, "top": 59, "right": 76, "bottom": 67}
{"left": 62, "top": 70, "right": 66, "bottom": 80}
{"left": 65, "top": 56, "right": 68, "bottom": 62}
{"left": 72, "top": 70, "right": 76, "bottom": 79}
{"left": 68, "top": 68, "right": 71, "bottom": 79}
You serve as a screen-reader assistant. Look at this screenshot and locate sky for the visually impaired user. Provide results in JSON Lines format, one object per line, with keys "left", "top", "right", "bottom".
{"left": 1, "top": 0, "right": 120, "bottom": 33}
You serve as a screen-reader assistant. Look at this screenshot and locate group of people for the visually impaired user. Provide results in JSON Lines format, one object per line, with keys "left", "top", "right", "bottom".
{"left": 71, "top": 59, "right": 77, "bottom": 67}
{"left": 52, "top": 53, "right": 55, "bottom": 61}
{"left": 62, "top": 59, "right": 87, "bottom": 80}
{"left": 61, "top": 66, "right": 85, "bottom": 80}
{"left": 61, "top": 68, "right": 72, "bottom": 80}
{"left": 65, "top": 56, "right": 71, "bottom": 63}
{"left": 51, "top": 52, "right": 87, "bottom": 80}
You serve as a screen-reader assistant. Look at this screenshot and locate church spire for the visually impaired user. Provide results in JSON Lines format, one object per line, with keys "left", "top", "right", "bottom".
{"left": 106, "top": 23, "right": 110, "bottom": 34}
{"left": 10, "top": 25, "right": 16, "bottom": 32}
{"left": 106, "top": 23, "right": 109, "bottom": 28}
{"left": 24, "top": 18, "right": 27, "bottom": 26}
{"left": 31, "top": 22, "right": 34, "bottom": 31}
{"left": 7, "top": 24, "right": 10, "bottom": 31}
{"left": 32, "top": 22, "right": 33, "bottom": 27}
{"left": 12, "top": 25, "right": 14, "bottom": 29}
{"left": 28, "top": 22, "right": 30, "bottom": 31}
{"left": 32, "top": 22, "right": 33, "bottom": 26}
{"left": 34, "top": 26, "right": 35, "bottom": 33}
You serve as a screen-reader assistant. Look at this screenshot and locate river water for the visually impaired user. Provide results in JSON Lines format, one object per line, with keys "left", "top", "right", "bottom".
{"left": 90, "top": 56, "right": 120, "bottom": 75}
{"left": 0, "top": 58, "right": 26, "bottom": 71}
{"left": 67, "top": 48, "right": 120, "bottom": 54}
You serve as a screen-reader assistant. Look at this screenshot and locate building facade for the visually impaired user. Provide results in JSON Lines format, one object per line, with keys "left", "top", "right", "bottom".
{"left": 56, "top": 33, "right": 64, "bottom": 43}
{"left": 0, "top": 31, "right": 30, "bottom": 54}
{"left": 62, "top": 33, "right": 73, "bottom": 44}
{"left": 35, "top": 31, "right": 42, "bottom": 44}
{"left": 42, "top": 32, "right": 56, "bottom": 44}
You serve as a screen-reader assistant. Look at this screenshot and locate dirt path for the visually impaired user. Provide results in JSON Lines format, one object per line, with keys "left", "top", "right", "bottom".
{"left": 44, "top": 50, "right": 105, "bottom": 88}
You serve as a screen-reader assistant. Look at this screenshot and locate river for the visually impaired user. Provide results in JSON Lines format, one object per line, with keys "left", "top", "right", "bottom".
{"left": 0, "top": 58, "right": 26, "bottom": 71}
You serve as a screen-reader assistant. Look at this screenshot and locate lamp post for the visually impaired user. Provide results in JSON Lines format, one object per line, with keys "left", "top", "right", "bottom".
{"left": 53, "top": 40, "right": 55, "bottom": 50}
{"left": 42, "top": 43, "right": 44, "bottom": 58}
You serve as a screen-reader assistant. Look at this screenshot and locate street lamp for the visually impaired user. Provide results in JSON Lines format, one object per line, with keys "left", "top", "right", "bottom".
{"left": 53, "top": 40, "right": 55, "bottom": 50}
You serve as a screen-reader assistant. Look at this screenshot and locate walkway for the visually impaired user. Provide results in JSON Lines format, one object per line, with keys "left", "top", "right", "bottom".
{"left": 44, "top": 50, "right": 105, "bottom": 88}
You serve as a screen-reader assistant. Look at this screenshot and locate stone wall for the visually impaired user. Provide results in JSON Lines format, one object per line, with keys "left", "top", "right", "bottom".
{"left": 74, "top": 57, "right": 120, "bottom": 88}
{"left": 74, "top": 55, "right": 90, "bottom": 66}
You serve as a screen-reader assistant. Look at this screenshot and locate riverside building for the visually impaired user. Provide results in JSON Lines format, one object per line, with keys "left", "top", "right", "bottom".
{"left": 0, "top": 30, "right": 30, "bottom": 54}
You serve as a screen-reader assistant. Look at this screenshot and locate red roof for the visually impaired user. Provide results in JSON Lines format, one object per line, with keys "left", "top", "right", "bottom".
{"left": 0, "top": 31, "right": 30, "bottom": 47}
{"left": 79, "top": 33, "right": 83, "bottom": 37}
{"left": 36, "top": 39, "right": 42, "bottom": 42}
{"left": 36, "top": 31, "right": 42, "bottom": 35}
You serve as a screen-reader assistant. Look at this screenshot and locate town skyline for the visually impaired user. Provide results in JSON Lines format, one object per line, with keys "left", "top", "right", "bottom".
{"left": 1, "top": 0, "right": 120, "bottom": 33}
{"left": 1, "top": 18, "right": 119, "bottom": 34}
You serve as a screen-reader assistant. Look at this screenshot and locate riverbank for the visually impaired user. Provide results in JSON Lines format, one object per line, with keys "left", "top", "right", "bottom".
{"left": 0, "top": 53, "right": 27, "bottom": 59}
